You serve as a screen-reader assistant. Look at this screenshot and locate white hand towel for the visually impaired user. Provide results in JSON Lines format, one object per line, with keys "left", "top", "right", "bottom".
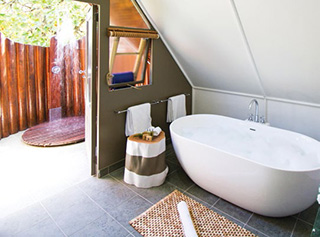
{"left": 125, "top": 103, "right": 152, "bottom": 136}
{"left": 177, "top": 201, "right": 198, "bottom": 237}
{"left": 167, "top": 94, "right": 186, "bottom": 123}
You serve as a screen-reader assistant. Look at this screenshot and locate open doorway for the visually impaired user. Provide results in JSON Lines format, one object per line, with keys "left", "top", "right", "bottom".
{"left": 0, "top": 1, "right": 97, "bottom": 218}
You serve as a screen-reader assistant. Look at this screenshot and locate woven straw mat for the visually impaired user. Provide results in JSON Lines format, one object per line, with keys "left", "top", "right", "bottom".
{"left": 129, "top": 190, "right": 257, "bottom": 237}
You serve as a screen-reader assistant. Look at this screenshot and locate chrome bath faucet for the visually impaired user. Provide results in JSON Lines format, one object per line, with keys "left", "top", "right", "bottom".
{"left": 248, "top": 99, "right": 259, "bottom": 122}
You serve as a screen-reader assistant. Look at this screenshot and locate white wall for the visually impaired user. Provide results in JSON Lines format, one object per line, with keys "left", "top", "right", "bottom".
{"left": 193, "top": 88, "right": 320, "bottom": 141}
{"left": 138, "top": 0, "right": 320, "bottom": 141}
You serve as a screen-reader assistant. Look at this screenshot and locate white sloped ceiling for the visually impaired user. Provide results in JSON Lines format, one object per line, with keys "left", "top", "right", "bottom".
{"left": 234, "top": 0, "right": 320, "bottom": 104}
{"left": 137, "top": 0, "right": 264, "bottom": 96}
{"left": 137, "top": 0, "right": 320, "bottom": 105}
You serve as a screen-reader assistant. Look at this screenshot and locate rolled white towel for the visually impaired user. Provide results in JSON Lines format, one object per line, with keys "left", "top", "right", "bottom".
{"left": 177, "top": 201, "right": 198, "bottom": 237}
{"left": 147, "top": 126, "right": 162, "bottom": 136}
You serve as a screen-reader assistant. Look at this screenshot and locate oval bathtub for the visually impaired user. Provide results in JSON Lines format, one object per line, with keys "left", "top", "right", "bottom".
{"left": 170, "top": 114, "right": 320, "bottom": 217}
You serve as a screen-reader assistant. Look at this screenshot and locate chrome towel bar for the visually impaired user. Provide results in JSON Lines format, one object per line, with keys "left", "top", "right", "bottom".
{"left": 114, "top": 93, "right": 190, "bottom": 114}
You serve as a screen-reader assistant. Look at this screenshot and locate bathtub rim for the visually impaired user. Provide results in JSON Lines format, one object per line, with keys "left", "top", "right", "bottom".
{"left": 170, "top": 114, "right": 320, "bottom": 173}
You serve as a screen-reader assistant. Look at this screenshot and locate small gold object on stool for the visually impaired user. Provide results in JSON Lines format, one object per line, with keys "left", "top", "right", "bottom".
{"left": 142, "top": 133, "right": 152, "bottom": 141}
{"left": 142, "top": 132, "right": 153, "bottom": 141}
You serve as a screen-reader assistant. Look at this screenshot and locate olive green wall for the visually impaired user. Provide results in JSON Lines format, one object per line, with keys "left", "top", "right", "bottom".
{"left": 76, "top": 0, "right": 191, "bottom": 175}
{"left": 98, "top": 38, "right": 192, "bottom": 174}
{"left": 81, "top": 0, "right": 192, "bottom": 175}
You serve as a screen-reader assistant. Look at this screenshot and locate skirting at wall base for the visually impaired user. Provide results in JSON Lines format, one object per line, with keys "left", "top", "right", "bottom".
{"left": 98, "top": 159, "right": 125, "bottom": 178}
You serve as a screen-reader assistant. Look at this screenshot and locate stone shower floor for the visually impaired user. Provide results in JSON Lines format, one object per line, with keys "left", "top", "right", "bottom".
{"left": 0, "top": 133, "right": 317, "bottom": 236}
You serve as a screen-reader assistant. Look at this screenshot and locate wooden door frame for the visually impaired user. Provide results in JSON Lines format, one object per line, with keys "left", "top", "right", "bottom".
{"left": 75, "top": 0, "right": 108, "bottom": 176}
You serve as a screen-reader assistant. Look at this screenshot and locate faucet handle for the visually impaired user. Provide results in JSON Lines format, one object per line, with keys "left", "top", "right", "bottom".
{"left": 259, "top": 116, "right": 265, "bottom": 124}
{"left": 248, "top": 114, "right": 254, "bottom": 121}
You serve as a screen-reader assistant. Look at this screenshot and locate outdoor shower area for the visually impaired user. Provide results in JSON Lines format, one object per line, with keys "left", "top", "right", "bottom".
{"left": 0, "top": 28, "right": 86, "bottom": 145}
{"left": 0, "top": 1, "right": 92, "bottom": 217}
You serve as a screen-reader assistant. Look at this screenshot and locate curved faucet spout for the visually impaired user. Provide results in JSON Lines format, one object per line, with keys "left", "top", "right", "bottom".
{"left": 248, "top": 99, "right": 259, "bottom": 122}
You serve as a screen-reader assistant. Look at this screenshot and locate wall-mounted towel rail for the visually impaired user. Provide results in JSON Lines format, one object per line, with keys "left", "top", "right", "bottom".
{"left": 114, "top": 93, "right": 190, "bottom": 114}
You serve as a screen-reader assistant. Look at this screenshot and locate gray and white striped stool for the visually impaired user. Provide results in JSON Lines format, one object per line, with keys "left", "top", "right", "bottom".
{"left": 124, "top": 131, "right": 168, "bottom": 188}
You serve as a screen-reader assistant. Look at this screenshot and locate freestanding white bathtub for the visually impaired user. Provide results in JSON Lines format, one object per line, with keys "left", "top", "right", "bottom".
{"left": 170, "top": 114, "right": 320, "bottom": 217}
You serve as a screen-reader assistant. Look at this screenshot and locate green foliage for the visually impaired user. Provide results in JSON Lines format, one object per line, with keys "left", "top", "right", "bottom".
{"left": 0, "top": 0, "right": 90, "bottom": 47}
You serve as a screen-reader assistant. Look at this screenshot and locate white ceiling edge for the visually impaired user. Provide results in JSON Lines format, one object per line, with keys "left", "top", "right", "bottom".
{"left": 193, "top": 86, "right": 265, "bottom": 99}
{"left": 136, "top": 0, "right": 195, "bottom": 88}
{"left": 194, "top": 86, "right": 320, "bottom": 109}
{"left": 228, "top": 0, "right": 266, "bottom": 97}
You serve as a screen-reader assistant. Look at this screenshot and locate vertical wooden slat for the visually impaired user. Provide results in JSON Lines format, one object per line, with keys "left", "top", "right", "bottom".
{"left": 16, "top": 43, "right": 28, "bottom": 130}
{"left": 6, "top": 39, "right": 19, "bottom": 134}
{"left": 72, "top": 42, "right": 81, "bottom": 116}
{"left": 45, "top": 47, "right": 51, "bottom": 120}
{"left": 48, "top": 37, "right": 62, "bottom": 111}
{"left": 59, "top": 43, "right": 66, "bottom": 118}
{"left": 79, "top": 37, "right": 86, "bottom": 116}
{"left": 0, "top": 33, "right": 3, "bottom": 139}
{"left": 64, "top": 45, "right": 73, "bottom": 117}
{"left": 47, "top": 39, "right": 53, "bottom": 112}
{"left": 35, "top": 46, "right": 46, "bottom": 123}
{"left": 0, "top": 36, "right": 11, "bottom": 138}
{"left": 0, "top": 36, "right": 2, "bottom": 140}
{"left": 26, "top": 45, "right": 37, "bottom": 127}
{"left": 9, "top": 43, "right": 19, "bottom": 133}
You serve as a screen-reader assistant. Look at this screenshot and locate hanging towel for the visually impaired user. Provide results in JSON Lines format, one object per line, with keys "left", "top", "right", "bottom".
{"left": 125, "top": 103, "right": 152, "bottom": 136}
{"left": 166, "top": 94, "right": 186, "bottom": 122}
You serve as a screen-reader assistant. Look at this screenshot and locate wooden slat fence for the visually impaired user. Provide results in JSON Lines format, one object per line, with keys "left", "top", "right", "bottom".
{"left": 0, "top": 33, "right": 86, "bottom": 140}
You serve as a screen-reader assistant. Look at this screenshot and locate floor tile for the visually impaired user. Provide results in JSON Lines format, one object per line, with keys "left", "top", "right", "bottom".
{"left": 14, "top": 217, "right": 65, "bottom": 237}
{"left": 109, "top": 168, "right": 126, "bottom": 182}
{"left": 214, "top": 198, "right": 253, "bottom": 223}
{"left": 0, "top": 187, "right": 35, "bottom": 219}
{"left": 166, "top": 168, "right": 194, "bottom": 190}
{"left": 210, "top": 206, "right": 246, "bottom": 228}
{"left": 165, "top": 145, "right": 180, "bottom": 165}
{"left": 186, "top": 184, "right": 219, "bottom": 206}
{"left": 166, "top": 160, "right": 181, "bottom": 175}
{"left": 70, "top": 213, "right": 130, "bottom": 237}
{"left": 181, "top": 190, "right": 214, "bottom": 209}
{"left": 1, "top": 134, "right": 319, "bottom": 237}
{"left": 299, "top": 202, "right": 319, "bottom": 225}
{"left": 0, "top": 203, "right": 49, "bottom": 235}
{"left": 130, "top": 230, "right": 143, "bottom": 237}
{"left": 292, "top": 220, "right": 313, "bottom": 237}
{"left": 41, "top": 186, "right": 89, "bottom": 215}
{"left": 108, "top": 195, "right": 152, "bottom": 234}
{"left": 110, "top": 168, "right": 180, "bottom": 204}
{"left": 247, "top": 213, "right": 297, "bottom": 237}
{"left": 0, "top": 132, "right": 90, "bottom": 218}
{"left": 126, "top": 181, "right": 178, "bottom": 204}
{"left": 28, "top": 178, "right": 71, "bottom": 202}
{"left": 243, "top": 225, "right": 269, "bottom": 237}
{"left": 41, "top": 186, "right": 105, "bottom": 236}
{"left": 79, "top": 175, "right": 137, "bottom": 213}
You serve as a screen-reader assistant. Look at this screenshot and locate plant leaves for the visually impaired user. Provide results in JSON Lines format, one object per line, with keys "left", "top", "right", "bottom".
{"left": 0, "top": 0, "right": 90, "bottom": 47}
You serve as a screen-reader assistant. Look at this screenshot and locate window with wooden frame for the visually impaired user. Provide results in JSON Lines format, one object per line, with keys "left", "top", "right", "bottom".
{"left": 107, "top": 0, "right": 158, "bottom": 90}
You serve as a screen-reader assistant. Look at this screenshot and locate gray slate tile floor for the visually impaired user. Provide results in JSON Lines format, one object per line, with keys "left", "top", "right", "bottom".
{"left": 0, "top": 143, "right": 318, "bottom": 236}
